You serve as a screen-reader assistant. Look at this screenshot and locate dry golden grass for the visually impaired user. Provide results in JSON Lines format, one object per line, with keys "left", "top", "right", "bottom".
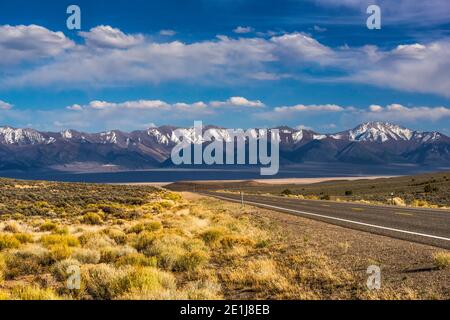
{"left": 222, "top": 258, "right": 291, "bottom": 292}
{"left": 1, "top": 285, "right": 62, "bottom": 300}
{"left": 433, "top": 251, "right": 450, "bottom": 269}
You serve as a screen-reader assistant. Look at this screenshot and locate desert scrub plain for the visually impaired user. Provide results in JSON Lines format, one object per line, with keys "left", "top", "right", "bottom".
{"left": 177, "top": 171, "right": 450, "bottom": 209}
{"left": 0, "top": 178, "right": 448, "bottom": 300}
{"left": 275, "top": 171, "right": 450, "bottom": 208}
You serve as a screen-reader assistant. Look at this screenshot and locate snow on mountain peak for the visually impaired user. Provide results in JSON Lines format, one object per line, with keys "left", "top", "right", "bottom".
{"left": 61, "top": 130, "right": 73, "bottom": 139}
{"left": 147, "top": 128, "right": 171, "bottom": 145}
{"left": 292, "top": 130, "right": 304, "bottom": 142}
{"left": 100, "top": 131, "right": 118, "bottom": 144}
{"left": 0, "top": 126, "right": 47, "bottom": 145}
{"left": 347, "top": 122, "right": 414, "bottom": 142}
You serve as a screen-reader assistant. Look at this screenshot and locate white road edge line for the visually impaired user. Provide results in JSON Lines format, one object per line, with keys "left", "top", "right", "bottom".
{"left": 212, "top": 194, "right": 450, "bottom": 242}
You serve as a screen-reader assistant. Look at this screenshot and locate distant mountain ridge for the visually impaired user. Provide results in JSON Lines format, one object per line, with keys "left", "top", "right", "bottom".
{"left": 0, "top": 122, "right": 449, "bottom": 171}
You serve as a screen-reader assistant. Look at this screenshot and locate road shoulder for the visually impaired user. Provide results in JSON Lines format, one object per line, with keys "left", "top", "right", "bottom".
{"left": 186, "top": 192, "right": 450, "bottom": 299}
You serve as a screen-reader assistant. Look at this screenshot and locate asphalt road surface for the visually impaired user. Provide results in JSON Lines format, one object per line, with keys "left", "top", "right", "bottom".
{"left": 204, "top": 192, "right": 450, "bottom": 249}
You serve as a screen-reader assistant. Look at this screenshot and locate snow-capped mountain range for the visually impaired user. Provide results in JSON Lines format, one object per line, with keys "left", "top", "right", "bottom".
{"left": 332, "top": 122, "right": 445, "bottom": 143}
{"left": 0, "top": 122, "right": 449, "bottom": 171}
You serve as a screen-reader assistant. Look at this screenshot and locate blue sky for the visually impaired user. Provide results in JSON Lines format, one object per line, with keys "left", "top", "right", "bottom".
{"left": 0, "top": 0, "right": 449, "bottom": 133}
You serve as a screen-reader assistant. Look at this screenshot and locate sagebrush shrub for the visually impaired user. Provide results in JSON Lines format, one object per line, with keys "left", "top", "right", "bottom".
{"left": 176, "top": 250, "right": 209, "bottom": 272}
{"left": 433, "top": 252, "right": 450, "bottom": 269}
{"left": 4, "top": 245, "right": 50, "bottom": 278}
{"left": 100, "top": 246, "right": 136, "bottom": 264}
{"left": 79, "top": 232, "right": 115, "bottom": 249}
{"left": 128, "top": 221, "right": 162, "bottom": 234}
{"left": 47, "top": 244, "right": 73, "bottom": 262}
{"left": 39, "top": 221, "right": 58, "bottom": 232}
{"left": 52, "top": 258, "right": 80, "bottom": 281}
{"left": 81, "top": 212, "right": 104, "bottom": 225}
{"left": 115, "top": 253, "right": 157, "bottom": 267}
{"left": 72, "top": 248, "right": 101, "bottom": 264}
{"left": 0, "top": 234, "right": 20, "bottom": 251}
{"left": 81, "top": 264, "right": 130, "bottom": 300}
{"left": 105, "top": 229, "right": 127, "bottom": 245}
{"left": 200, "top": 228, "right": 225, "bottom": 246}
{"left": 13, "top": 233, "right": 34, "bottom": 244}
{"left": 40, "top": 234, "right": 80, "bottom": 247}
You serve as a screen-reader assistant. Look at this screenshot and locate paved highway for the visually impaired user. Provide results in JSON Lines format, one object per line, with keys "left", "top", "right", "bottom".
{"left": 204, "top": 192, "right": 450, "bottom": 249}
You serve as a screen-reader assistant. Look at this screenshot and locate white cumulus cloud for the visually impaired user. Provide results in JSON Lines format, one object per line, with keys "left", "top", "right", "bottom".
{"left": 233, "top": 26, "right": 254, "bottom": 34}
{"left": 79, "top": 25, "right": 144, "bottom": 49}
{"left": 0, "top": 24, "right": 74, "bottom": 65}
{"left": 270, "top": 33, "right": 334, "bottom": 64}
{"left": 274, "top": 104, "right": 345, "bottom": 113}
{"left": 363, "top": 104, "right": 450, "bottom": 121}
{"left": 210, "top": 97, "right": 265, "bottom": 108}
{"left": 348, "top": 40, "right": 450, "bottom": 97}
